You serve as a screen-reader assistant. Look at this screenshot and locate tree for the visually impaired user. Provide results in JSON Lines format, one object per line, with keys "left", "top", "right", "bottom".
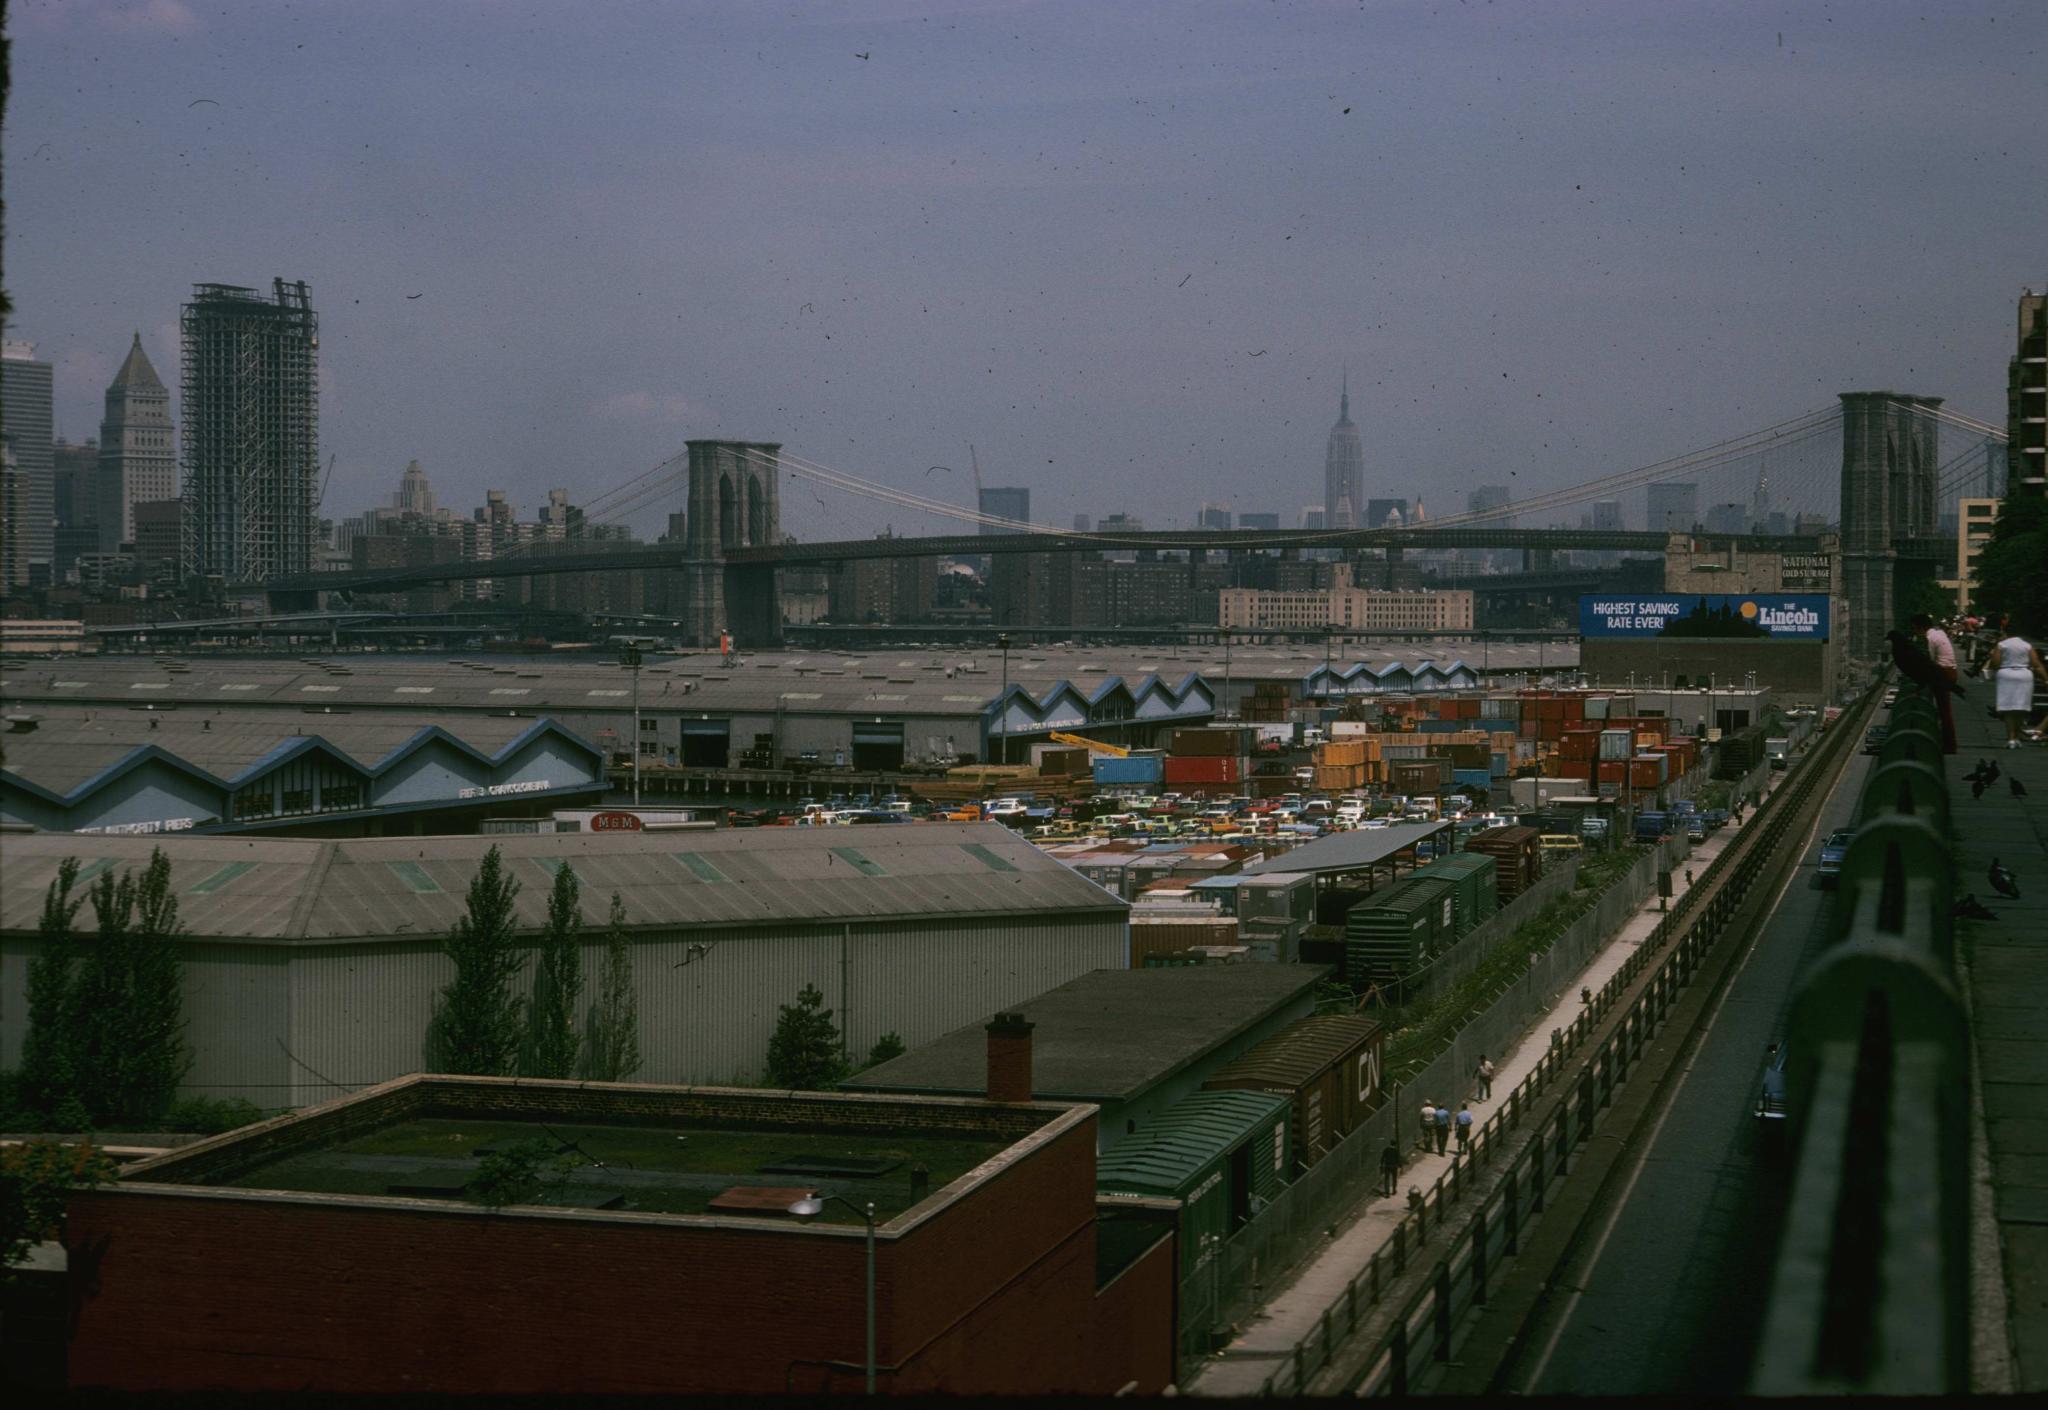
{"left": 2, "top": 1140, "right": 114, "bottom": 1279}
{"left": 766, "top": 983, "right": 847, "bottom": 1090}
{"left": 67, "top": 851, "right": 188, "bottom": 1126}
{"left": 521, "top": 864, "right": 585, "bottom": 1079}
{"left": 466, "top": 1136, "right": 572, "bottom": 1211}
{"left": 864, "top": 1032, "right": 906, "bottom": 1069}
{"left": 582, "top": 893, "right": 642, "bottom": 1083}
{"left": 431, "top": 846, "right": 526, "bottom": 1076}
{"left": 17, "top": 860, "right": 86, "bottom": 1126}
{"left": 1972, "top": 494, "right": 2048, "bottom": 636}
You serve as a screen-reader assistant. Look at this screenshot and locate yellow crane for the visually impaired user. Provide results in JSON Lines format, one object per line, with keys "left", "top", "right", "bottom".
{"left": 1049, "top": 730, "right": 1129, "bottom": 757}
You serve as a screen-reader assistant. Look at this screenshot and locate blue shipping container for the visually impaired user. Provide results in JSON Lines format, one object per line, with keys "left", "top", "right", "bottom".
{"left": 1453, "top": 769, "right": 1492, "bottom": 790}
{"left": 1093, "top": 754, "right": 1165, "bottom": 785}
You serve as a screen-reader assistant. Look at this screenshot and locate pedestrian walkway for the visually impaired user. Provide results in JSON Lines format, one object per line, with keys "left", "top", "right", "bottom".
{"left": 1189, "top": 801, "right": 1767, "bottom": 1395}
{"left": 1951, "top": 706, "right": 2048, "bottom": 1392}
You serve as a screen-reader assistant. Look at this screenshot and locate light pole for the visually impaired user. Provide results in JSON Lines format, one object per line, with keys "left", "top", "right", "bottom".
{"left": 788, "top": 1193, "right": 878, "bottom": 1394}
{"left": 1222, "top": 627, "right": 1233, "bottom": 722}
{"left": 994, "top": 632, "right": 1012, "bottom": 765}
{"left": 620, "top": 641, "right": 644, "bottom": 805}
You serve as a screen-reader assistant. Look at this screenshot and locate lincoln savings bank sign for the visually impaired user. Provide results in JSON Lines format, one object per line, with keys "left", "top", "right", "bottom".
{"left": 1578, "top": 594, "right": 1830, "bottom": 641}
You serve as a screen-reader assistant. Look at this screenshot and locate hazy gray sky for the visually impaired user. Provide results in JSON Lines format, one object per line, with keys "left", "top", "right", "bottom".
{"left": 7, "top": 0, "right": 2041, "bottom": 539}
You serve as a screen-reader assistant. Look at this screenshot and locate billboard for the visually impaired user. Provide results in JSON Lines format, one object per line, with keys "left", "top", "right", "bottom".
{"left": 1578, "top": 594, "right": 1830, "bottom": 640}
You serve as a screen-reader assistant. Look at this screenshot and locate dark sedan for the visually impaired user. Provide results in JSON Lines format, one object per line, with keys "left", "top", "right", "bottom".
{"left": 1756, "top": 1042, "right": 1790, "bottom": 1122}
{"left": 1817, "top": 829, "right": 1851, "bottom": 884}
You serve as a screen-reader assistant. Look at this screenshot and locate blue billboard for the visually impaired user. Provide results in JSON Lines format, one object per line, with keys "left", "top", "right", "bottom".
{"left": 1578, "top": 594, "right": 1830, "bottom": 640}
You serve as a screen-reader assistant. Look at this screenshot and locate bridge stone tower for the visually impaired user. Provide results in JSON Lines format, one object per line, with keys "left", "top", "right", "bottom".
{"left": 1838, "top": 392, "right": 1941, "bottom": 662}
{"left": 682, "top": 440, "right": 783, "bottom": 648}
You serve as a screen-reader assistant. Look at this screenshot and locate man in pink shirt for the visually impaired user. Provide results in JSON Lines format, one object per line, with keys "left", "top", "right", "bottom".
{"left": 1913, "top": 612, "right": 1958, "bottom": 754}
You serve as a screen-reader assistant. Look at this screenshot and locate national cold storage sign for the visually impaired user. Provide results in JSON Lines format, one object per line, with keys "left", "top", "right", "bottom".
{"left": 1579, "top": 594, "right": 1830, "bottom": 640}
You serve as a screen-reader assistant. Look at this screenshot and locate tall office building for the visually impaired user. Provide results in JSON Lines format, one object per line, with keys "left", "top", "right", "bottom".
{"left": 1323, "top": 376, "right": 1364, "bottom": 530}
{"left": 1591, "top": 499, "right": 1622, "bottom": 532}
{"left": 2010, "top": 291, "right": 2046, "bottom": 498}
{"left": 1646, "top": 481, "right": 1698, "bottom": 533}
{"left": 1238, "top": 511, "right": 1280, "bottom": 531}
{"left": 1198, "top": 502, "right": 1233, "bottom": 531}
{"left": 98, "top": 333, "right": 178, "bottom": 551}
{"left": 1071, "top": 513, "right": 1091, "bottom": 533}
{"left": 180, "top": 280, "right": 321, "bottom": 583}
{"left": 1705, "top": 502, "right": 1748, "bottom": 536}
{"left": 0, "top": 444, "right": 23, "bottom": 592}
{"left": 395, "top": 459, "right": 437, "bottom": 516}
{"left": 978, "top": 486, "right": 1030, "bottom": 533}
{"left": 0, "top": 339, "right": 55, "bottom": 587}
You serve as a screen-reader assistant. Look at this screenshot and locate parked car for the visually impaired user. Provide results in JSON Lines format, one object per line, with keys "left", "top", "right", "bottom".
{"left": 1817, "top": 829, "right": 1851, "bottom": 884}
{"left": 1579, "top": 817, "right": 1610, "bottom": 841}
{"left": 1862, "top": 725, "right": 1891, "bottom": 756}
{"left": 1684, "top": 814, "right": 1708, "bottom": 842}
{"left": 1702, "top": 808, "right": 1730, "bottom": 832}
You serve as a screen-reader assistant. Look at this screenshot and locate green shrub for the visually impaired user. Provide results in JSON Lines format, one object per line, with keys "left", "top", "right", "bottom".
{"left": 162, "top": 1096, "right": 266, "bottom": 1135}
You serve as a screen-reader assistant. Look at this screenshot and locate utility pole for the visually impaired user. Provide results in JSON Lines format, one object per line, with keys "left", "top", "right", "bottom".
{"left": 621, "top": 641, "right": 644, "bottom": 805}
{"left": 997, "top": 632, "right": 1010, "bottom": 765}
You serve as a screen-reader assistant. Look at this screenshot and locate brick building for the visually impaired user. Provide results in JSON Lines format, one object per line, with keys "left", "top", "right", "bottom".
{"left": 65, "top": 1071, "right": 1176, "bottom": 1394}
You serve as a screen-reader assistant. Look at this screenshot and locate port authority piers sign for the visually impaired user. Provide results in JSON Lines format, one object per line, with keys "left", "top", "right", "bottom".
{"left": 1579, "top": 594, "right": 1830, "bottom": 640}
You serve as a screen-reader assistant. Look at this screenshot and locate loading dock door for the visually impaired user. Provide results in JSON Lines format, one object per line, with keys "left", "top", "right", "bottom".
{"left": 851, "top": 721, "right": 905, "bottom": 771}
{"left": 680, "top": 720, "right": 731, "bottom": 769}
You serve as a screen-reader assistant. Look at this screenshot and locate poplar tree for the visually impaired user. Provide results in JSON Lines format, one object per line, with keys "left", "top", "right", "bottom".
{"left": 18, "top": 860, "right": 86, "bottom": 1125}
{"left": 582, "top": 893, "right": 642, "bottom": 1083}
{"left": 431, "top": 846, "right": 526, "bottom": 1076}
{"left": 67, "top": 851, "right": 188, "bottom": 1125}
{"left": 521, "top": 863, "right": 585, "bottom": 1079}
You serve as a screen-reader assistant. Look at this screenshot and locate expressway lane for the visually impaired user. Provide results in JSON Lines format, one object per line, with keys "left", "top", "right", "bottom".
{"left": 1507, "top": 741, "right": 1879, "bottom": 1396}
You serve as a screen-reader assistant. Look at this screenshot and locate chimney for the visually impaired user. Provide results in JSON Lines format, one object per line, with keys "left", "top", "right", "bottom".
{"left": 985, "top": 1012, "right": 1035, "bottom": 1103}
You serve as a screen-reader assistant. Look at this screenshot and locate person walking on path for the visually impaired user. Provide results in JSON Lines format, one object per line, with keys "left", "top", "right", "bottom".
{"left": 1419, "top": 1100, "right": 1436, "bottom": 1154}
{"left": 1455, "top": 1103, "right": 1474, "bottom": 1153}
{"left": 1380, "top": 1140, "right": 1401, "bottom": 1197}
{"left": 1474, "top": 1055, "right": 1495, "bottom": 1101}
{"left": 1990, "top": 618, "right": 2047, "bottom": 749}
{"left": 1913, "top": 612, "right": 1960, "bottom": 754}
{"left": 1433, "top": 1101, "right": 1451, "bottom": 1155}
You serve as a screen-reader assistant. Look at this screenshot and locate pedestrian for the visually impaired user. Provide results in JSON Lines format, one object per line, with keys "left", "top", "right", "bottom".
{"left": 1433, "top": 1101, "right": 1450, "bottom": 1156}
{"left": 1474, "top": 1054, "right": 1495, "bottom": 1101}
{"left": 1455, "top": 1103, "right": 1473, "bottom": 1152}
{"left": 1380, "top": 1140, "right": 1401, "bottom": 1197}
{"left": 1990, "top": 617, "right": 2048, "bottom": 750}
{"left": 1912, "top": 612, "right": 1960, "bottom": 754}
{"left": 1419, "top": 1100, "right": 1436, "bottom": 1153}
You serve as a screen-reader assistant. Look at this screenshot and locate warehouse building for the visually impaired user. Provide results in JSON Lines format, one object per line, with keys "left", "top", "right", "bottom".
{"left": 842, "top": 965, "right": 1327, "bottom": 1148}
{"left": 0, "top": 824, "right": 1129, "bottom": 1106}
{"left": 65, "top": 1072, "right": 1175, "bottom": 1393}
{"left": 0, "top": 710, "right": 604, "bottom": 835}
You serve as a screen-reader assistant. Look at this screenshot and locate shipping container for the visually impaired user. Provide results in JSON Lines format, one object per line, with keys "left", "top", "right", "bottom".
{"left": 1412, "top": 850, "right": 1499, "bottom": 938}
{"left": 1465, "top": 825, "right": 1543, "bottom": 901}
{"left": 1163, "top": 755, "right": 1241, "bottom": 787}
{"left": 1130, "top": 918, "right": 1242, "bottom": 967}
{"left": 1388, "top": 758, "right": 1453, "bottom": 796}
{"left": 1095, "top": 1089, "right": 1292, "bottom": 1278}
{"left": 1092, "top": 752, "right": 1165, "bottom": 786}
{"left": 1598, "top": 728, "right": 1633, "bottom": 762}
{"left": 1170, "top": 728, "right": 1243, "bottom": 758}
{"left": 1202, "top": 1014, "right": 1385, "bottom": 1169}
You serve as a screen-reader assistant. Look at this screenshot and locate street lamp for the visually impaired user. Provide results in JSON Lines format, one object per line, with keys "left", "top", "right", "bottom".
{"left": 620, "top": 641, "right": 644, "bottom": 805}
{"left": 996, "top": 632, "right": 1011, "bottom": 765}
{"left": 788, "top": 1193, "right": 878, "bottom": 1394}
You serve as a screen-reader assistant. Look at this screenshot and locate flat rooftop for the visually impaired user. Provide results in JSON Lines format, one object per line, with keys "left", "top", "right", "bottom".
{"left": 841, "top": 964, "right": 1329, "bottom": 1103}
{"left": 1237, "top": 820, "right": 1451, "bottom": 877}
{"left": 120, "top": 1074, "right": 1084, "bottom": 1231}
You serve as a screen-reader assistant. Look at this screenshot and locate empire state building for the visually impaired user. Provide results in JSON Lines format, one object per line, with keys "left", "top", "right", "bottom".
{"left": 1324, "top": 375, "right": 1365, "bottom": 530}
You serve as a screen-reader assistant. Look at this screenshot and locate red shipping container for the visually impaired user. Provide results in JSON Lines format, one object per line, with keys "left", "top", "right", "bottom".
{"left": 1629, "top": 760, "right": 1663, "bottom": 790}
{"left": 1437, "top": 698, "right": 1460, "bottom": 721}
{"left": 1163, "top": 755, "right": 1240, "bottom": 786}
{"left": 1562, "top": 696, "right": 1586, "bottom": 722}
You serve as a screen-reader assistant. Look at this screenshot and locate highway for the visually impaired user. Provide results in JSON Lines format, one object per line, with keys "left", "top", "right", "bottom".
{"left": 1502, "top": 741, "right": 1879, "bottom": 1395}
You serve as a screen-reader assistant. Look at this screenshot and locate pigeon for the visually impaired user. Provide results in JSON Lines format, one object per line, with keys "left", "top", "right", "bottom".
{"left": 1953, "top": 894, "right": 1998, "bottom": 921}
{"left": 2015, "top": 776, "right": 2029, "bottom": 799}
{"left": 1989, "top": 858, "right": 2021, "bottom": 901}
{"left": 1966, "top": 759, "right": 2000, "bottom": 788}
{"left": 1973, "top": 776, "right": 1989, "bottom": 800}
{"left": 1885, "top": 631, "right": 1965, "bottom": 697}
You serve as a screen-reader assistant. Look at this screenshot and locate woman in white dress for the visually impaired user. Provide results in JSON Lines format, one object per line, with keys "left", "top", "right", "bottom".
{"left": 1992, "top": 620, "right": 2047, "bottom": 748}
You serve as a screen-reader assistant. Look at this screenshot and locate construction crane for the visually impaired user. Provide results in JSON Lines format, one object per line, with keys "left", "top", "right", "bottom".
{"left": 1048, "top": 730, "right": 1129, "bottom": 757}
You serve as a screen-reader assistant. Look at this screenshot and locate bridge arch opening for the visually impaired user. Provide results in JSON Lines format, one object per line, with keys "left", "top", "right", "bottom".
{"left": 718, "top": 474, "right": 736, "bottom": 552}
{"left": 747, "top": 477, "right": 766, "bottom": 547}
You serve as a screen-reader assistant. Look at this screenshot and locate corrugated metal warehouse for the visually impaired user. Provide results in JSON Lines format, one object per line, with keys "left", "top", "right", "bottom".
{"left": 0, "top": 823, "right": 1128, "bottom": 1107}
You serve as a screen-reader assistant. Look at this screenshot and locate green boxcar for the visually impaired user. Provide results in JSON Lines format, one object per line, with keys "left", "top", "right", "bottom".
{"left": 1344, "top": 875, "right": 1456, "bottom": 987}
{"left": 1413, "top": 851, "right": 1498, "bottom": 939}
{"left": 1095, "top": 1089, "right": 1292, "bottom": 1281}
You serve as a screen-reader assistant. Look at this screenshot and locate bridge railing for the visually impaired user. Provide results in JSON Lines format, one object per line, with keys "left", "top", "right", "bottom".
{"left": 1749, "top": 685, "right": 1968, "bottom": 1396}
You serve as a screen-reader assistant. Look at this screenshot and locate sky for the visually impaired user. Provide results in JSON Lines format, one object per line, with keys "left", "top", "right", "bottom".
{"left": 6, "top": 0, "right": 2042, "bottom": 542}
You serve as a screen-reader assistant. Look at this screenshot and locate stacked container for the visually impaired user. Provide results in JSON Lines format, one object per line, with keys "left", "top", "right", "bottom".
{"left": 1411, "top": 850, "right": 1499, "bottom": 937}
{"left": 1465, "top": 825, "right": 1543, "bottom": 901}
{"left": 1343, "top": 875, "right": 1457, "bottom": 987}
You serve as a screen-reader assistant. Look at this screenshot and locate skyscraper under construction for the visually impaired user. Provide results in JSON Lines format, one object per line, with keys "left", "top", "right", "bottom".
{"left": 180, "top": 280, "right": 320, "bottom": 583}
